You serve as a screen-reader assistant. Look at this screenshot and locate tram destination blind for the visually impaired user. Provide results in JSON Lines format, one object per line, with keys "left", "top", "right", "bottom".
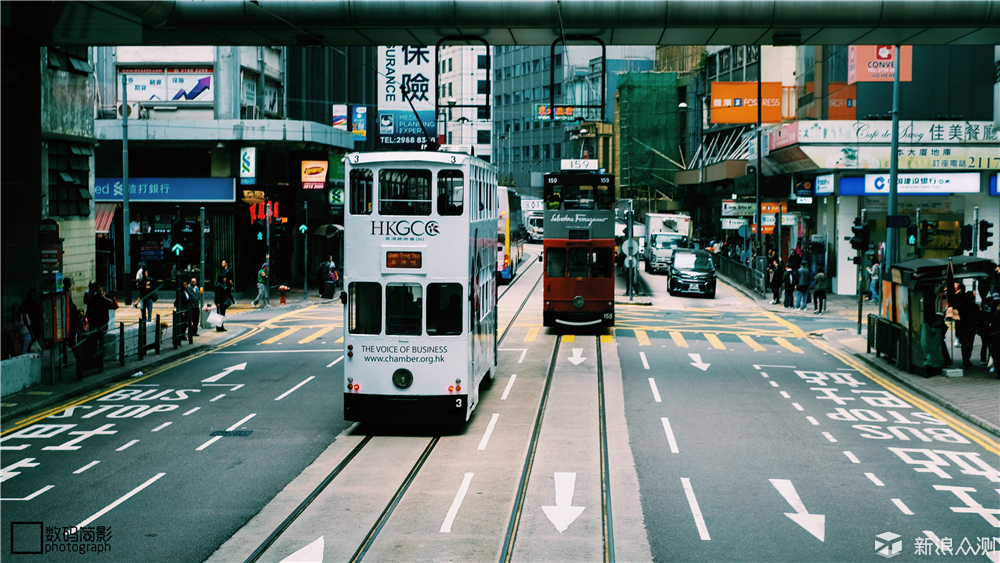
{"left": 386, "top": 251, "right": 422, "bottom": 269}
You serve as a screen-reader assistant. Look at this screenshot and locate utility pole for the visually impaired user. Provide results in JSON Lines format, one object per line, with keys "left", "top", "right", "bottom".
{"left": 886, "top": 44, "right": 902, "bottom": 273}
{"left": 303, "top": 201, "right": 309, "bottom": 300}
{"left": 755, "top": 51, "right": 763, "bottom": 258}
{"left": 972, "top": 206, "right": 979, "bottom": 257}
{"left": 199, "top": 207, "right": 206, "bottom": 326}
{"left": 121, "top": 74, "right": 131, "bottom": 304}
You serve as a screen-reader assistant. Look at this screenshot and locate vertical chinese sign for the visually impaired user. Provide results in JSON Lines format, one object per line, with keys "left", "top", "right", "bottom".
{"left": 377, "top": 46, "right": 437, "bottom": 149}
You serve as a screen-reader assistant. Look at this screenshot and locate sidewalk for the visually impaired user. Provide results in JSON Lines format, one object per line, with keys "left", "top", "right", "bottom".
{"left": 1, "top": 287, "right": 338, "bottom": 426}
{"left": 719, "top": 274, "right": 1000, "bottom": 437}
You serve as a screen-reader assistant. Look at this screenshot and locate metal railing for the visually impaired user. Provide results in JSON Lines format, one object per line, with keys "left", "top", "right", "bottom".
{"left": 714, "top": 253, "right": 767, "bottom": 297}
{"left": 867, "top": 313, "right": 911, "bottom": 372}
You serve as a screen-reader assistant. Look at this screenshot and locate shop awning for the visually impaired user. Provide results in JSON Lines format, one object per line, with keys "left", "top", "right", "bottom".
{"left": 95, "top": 203, "right": 118, "bottom": 234}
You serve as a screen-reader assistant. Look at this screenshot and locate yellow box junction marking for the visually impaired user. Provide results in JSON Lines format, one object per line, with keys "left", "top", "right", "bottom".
{"left": 563, "top": 334, "right": 576, "bottom": 343}
{"left": 524, "top": 326, "right": 540, "bottom": 342}
{"left": 739, "top": 334, "right": 767, "bottom": 352}
{"left": 263, "top": 327, "right": 302, "bottom": 344}
{"left": 705, "top": 334, "right": 727, "bottom": 350}
{"left": 774, "top": 337, "right": 804, "bottom": 354}
{"left": 600, "top": 334, "right": 613, "bottom": 343}
{"left": 634, "top": 330, "right": 651, "bottom": 346}
{"left": 335, "top": 336, "right": 344, "bottom": 343}
{"left": 299, "top": 327, "right": 331, "bottom": 344}
{"left": 669, "top": 331, "right": 688, "bottom": 348}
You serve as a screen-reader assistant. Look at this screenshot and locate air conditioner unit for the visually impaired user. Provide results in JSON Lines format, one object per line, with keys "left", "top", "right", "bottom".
{"left": 116, "top": 102, "right": 141, "bottom": 119}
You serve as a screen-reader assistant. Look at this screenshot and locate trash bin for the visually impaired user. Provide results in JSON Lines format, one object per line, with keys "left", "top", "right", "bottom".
{"left": 322, "top": 281, "right": 336, "bottom": 299}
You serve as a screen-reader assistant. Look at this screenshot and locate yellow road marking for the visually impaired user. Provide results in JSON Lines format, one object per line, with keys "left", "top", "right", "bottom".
{"left": 335, "top": 336, "right": 344, "bottom": 343}
{"left": 263, "top": 327, "right": 302, "bottom": 344}
{"left": 774, "top": 337, "right": 803, "bottom": 354}
{"left": 635, "top": 330, "right": 650, "bottom": 346}
{"left": 563, "top": 334, "right": 576, "bottom": 343}
{"left": 524, "top": 326, "right": 540, "bottom": 342}
{"left": 811, "top": 339, "right": 999, "bottom": 456}
{"left": 260, "top": 305, "right": 320, "bottom": 329}
{"left": 299, "top": 327, "right": 331, "bottom": 344}
{"left": 705, "top": 333, "right": 727, "bottom": 350}
{"left": 670, "top": 331, "right": 688, "bottom": 348}
{"left": 739, "top": 334, "right": 767, "bottom": 351}
{"left": 718, "top": 279, "right": 807, "bottom": 338}
{"left": 600, "top": 334, "right": 613, "bottom": 343}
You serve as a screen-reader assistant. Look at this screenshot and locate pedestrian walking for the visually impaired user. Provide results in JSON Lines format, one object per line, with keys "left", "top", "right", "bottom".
{"left": 812, "top": 267, "right": 827, "bottom": 314}
{"left": 783, "top": 264, "right": 796, "bottom": 308}
{"left": 138, "top": 266, "right": 155, "bottom": 322}
{"left": 953, "top": 284, "right": 979, "bottom": 369}
{"left": 253, "top": 263, "right": 270, "bottom": 308}
{"left": 769, "top": 259, "right": 782, "bottom": 304}
{"left": 794, "top": 262, "right": 811, "bottom": 310}
{"left": 84, "top": 285, "right": 116, "bottom": 358}
{"left": 214, "top": 259, "right": 232, "bottom": 332}
{"left": 979, "top": 293, "right": 997, "bottom": 366}
{"left": 987, "top": 297, "right": 1000, "bottom": 376}
{"left": 867, "top": 260, "right": 880, "bottom": 302}
{"left": 318, "top": 255, "right": 336, "bottom": 295}
{"left": 187, "top": 278, "right": 201, "bottom": 337}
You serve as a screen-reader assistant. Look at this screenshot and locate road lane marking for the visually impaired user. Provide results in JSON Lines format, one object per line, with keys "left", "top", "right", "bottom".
{"left": 680, "top": 478, "right": 710, "bottom": 540}
{"left": 661, "top": 418, "right": 679, "bottom": 453}
{"left": 892, "top": 498, "right": 914, "bottom": 515}
{"left": 215, "top": 350, "right": 339, "bottom": 354}
{"left": 1, "top": 485, "right": 54, "bottom": 501}
{"left": 806, "top": 416, "right": 819, "bottom": 425}
{"left": 739, "top": 334, "right": 767, "bottom": 351}
{"left": 822, "top": 432, "right": 837, "bottom": 443}
{"left": 774, "top": 337, "right": 803, "bottom": 353}
{"left": 500, "top": 348, "right": 528, "bottom": 363}
{"left": 440, "top": 473, "right": 474, "bottom": 533}
{"left": 299, "top": 327, "right": 331, "bottom": 344}
{"left": 760, "top": 372, "right": 769, "bottom": 378}
{"left": 770, "top": 381, "right": 779, "bottom": 387}
{"left": 635, "top": 330, "right": 650, "bottom": 346}
{"left": 74, "top": 461, "right": 100, "bottom": 474}
{"left": 780, "top": 391, "right": 790, "bottom": 399}
{"left": 327, "top": 356, "right": 344, "bottom": 367}
{"left": 210, "top": 394, "right": 226, "bottom": 402}
{"left": 923, "top": 531, "right": 948, "bottom": 553}
{"left": 227, "top": 413, "right": 256, "bottom": 431}
{"left": 275, "top": 376, "right": 315, "bottom": 401}
{"left": 705, "top": 334, "right": 726, "bottom": 350}
{"left": 792, "top": 403, "right": 804, "bottom": 411}
{"left": 753, "top": 364, "right": 796, "bottom": 369}
{"left": 865, "top": 473, "right": 885, "bottom": 487}
{"left": 263, "top": 327, "right": 302, "bottom": 344}
{"left": 478, "top": 414, "right": 499, "bottom": 450}
{"left": 563, "top": 335, "right": 575, "bottom": 343}
{"left": 335, "top": 336, "right": 344, "bottom": 343}
{"left": 151, "top": 423, "right": 172, "bottom": 432}
{"left": 844, "top": 451, "right": 860, "bottom": 464}
{"left": 600, "top": 334, "right": 613, "bottom": 343}
{"left": 196, "top": 436, "right": 222, "bottom": 451}
{"left": 669, "top": 331, "right": 688, "bottom": 348}
{"left": 116, "top": 440, "right": 139, "bottom": 451}
{"left": 501, "top": 375, "right": 517, "bottom": 400}
{"left": 640, "top": 352, "right": 650, "bottom": 370}
{"left": 183, "top": 407, "right": 200, "bottom": 416}
{"left": 649, "top": 378, "right": 662, "bottom": 402}
{"left": 76, "top": 473, "right": 165, "bottom": 529}
{"left": 524, "top": 326, "right": 540, "bottom": 342}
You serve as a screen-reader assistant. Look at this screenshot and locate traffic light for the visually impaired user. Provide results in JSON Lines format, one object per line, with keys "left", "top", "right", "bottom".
{"left": 850, "top": 217, "right": 870, "bottom": 251}
{"left": 919, "top": 220, "right": 936, "bottom": 247}
{"left": 906, "top": 225, "right": 918, "bottom": 246}
{"left": 170, "top": 220, "right": 185, "bottom": 256}
{"left": 981, "top": 220, "right": 995, "bottom": 251}
{"left": 297, "top": 205, "right": 308, "bottom": 235}
{"left": 253, "top": 220, "right": 266, "bottom": 242}
{"left": 959, "top": 224, "right": 973, "bottom": 251}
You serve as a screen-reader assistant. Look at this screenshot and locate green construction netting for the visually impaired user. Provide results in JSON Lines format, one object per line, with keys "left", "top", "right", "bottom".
{"left": 617, "top": 72, "right": 680, "bottom": 194}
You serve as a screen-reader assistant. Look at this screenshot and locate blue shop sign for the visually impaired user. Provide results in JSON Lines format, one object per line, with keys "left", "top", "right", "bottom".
{"left": 96, "top": 178, "right": 236, "bottom": 202}
{"left": 991, "top": 174, "right": 997, "bottom": 196}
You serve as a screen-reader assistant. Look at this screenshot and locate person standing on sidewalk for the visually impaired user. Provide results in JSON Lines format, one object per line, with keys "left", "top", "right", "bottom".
{"left": 768, "top": 259, "right": 782, "bottom": 304}
{"left": 782, "top": 263, "right": 796, "bottom": 308}
{"left": 953, "top": 284, "right": 979, "bottom": 369}
{"left": 988, "top": 297, "right": 1000, "bottom": 375}
{"left": 253, "top": 263, "right": 270, "bottom": 308}
{"left": 812, "top": 267, "right": 828, "bottom": 314}
{"left": 187, "top": 277, "right": 201, "bottom": 337}
{"left": 214, "top": 259, "right": 232, "bottom": 332}
{"left": 794, "top": 262, "right": 811, "bottom": 310}
{"left": 867, "top": 260, "right": 881, "bottom": 302}
{"left": 138, "top": 268, "right": 155, "bottom": 322}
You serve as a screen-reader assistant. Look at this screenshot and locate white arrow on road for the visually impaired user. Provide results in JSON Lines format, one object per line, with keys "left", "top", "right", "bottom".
{"left": 542, "top": 472, "right": 586, "bottom": 532}
{"left": 202, "top": 362, "right": 247, "bottom": 383}
{"left": 688, "top": 353, "right": 711, "bottom": 371}
{"left": 567, "top": 348, "right": 586, "bottom": 365}
{"left": 770, "top": 479, "right": 825, "bottom": 542}
{"left": 280, "top": 536, "right": 323, "bottom": 562}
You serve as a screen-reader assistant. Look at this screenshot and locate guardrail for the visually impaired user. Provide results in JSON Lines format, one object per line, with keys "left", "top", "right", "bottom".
{"left": 714, "top": 253, "right": 767, "bottom": 297}
{"left": 867, "top": 313, "right": 911, "bottom": 372}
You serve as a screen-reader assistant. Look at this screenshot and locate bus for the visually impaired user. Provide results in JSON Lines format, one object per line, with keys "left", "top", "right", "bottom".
{"left": 342, "top": 150, "right": 498, "bottom": 424}
{"left": 497, "top": 186, "right": 525, "bottom": 283}
{"left": 542, "top": 171, "right": 616, "bottom": 328}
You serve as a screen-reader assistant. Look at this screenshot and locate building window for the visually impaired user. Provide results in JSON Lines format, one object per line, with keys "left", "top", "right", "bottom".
{"left": 554, "top": 83, "right": 562, "bottom": 96}
{"left": 47, "top": 140, "right": 93, "bottom": 217}
{"left": 477, "top": 130, "right": 491, "bottom": 144}
{"left": 514, "top": 65, "right": 520, "bottom": 77}
{"left": 553, "top": 144, "right": 562, "bottom": 159}
{"left": 504, "top": 93, "right": 511, "bottom": 105}
{"left": 513, "top": 92, "right": 521, "bottom": 103}
{"left": 495, "top": 95, "right": 502, "bottom": 106}
{"left": 554, "top": 54, "right": 562, "bottom": 66}
{"left": 505, "top": 120, "right": 511, "bottom": 132}
{"left": 477, "top": 105, "right": 490, "bottom": 120}
{"left": 533, "top": 87, "right": 542, "bottom": 99}
{"left": 448, "top": 82, "right": 453, "bottom": 96}
{"left": 543, "top": 85, "right": 551, "bottom": 98}
{"left": 478, "top": 55, "right": 489, "bottom": 70}
{"left": 533, "top": 59, "right": 541, "bottom": 72}
{"left": 514, "top": 147, "right": 522, "bottom": 161}
{"left": 532, "top": 145, "right": 540, "bottom": 159}
{"left": 543, "top": 144, "right": 551, "bottom": 159}
{"left": 524, "top": 62, "right": 531, "bottom": 74}
{"left": 495, "top": 69, "right": 502, "bottom": 81}
{"left": 523, "top": 89, "right": 531, "bottom": 101}
{"left": 478, "top": 79, "right": 490, "bottom": 95}
{"left": 505, "top": 67, "right": 512, "bottom": 79}
{"left": 513, "top": 120, "right": 520, "bottom": 132}
{"left": 448, "top": 58, "right": 453, "bottom": 72}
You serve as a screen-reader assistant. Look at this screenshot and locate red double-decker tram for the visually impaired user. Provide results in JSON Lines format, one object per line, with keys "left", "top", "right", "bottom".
{"left": 542, "top": 171, "right": 616, "bottom": 328}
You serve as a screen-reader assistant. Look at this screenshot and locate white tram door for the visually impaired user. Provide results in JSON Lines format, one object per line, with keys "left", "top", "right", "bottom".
{"left": 342, "top": 151, "right": 497, "bottom": 425}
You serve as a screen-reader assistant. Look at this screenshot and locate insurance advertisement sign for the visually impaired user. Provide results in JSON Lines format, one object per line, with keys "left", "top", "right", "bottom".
{"left": 377, "top": 46, "right": 436, "bottom": 149}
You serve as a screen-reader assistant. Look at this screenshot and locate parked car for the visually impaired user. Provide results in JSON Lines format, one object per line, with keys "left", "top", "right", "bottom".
{"left": 667, "top": 249, "right": 716, "bottom": 298}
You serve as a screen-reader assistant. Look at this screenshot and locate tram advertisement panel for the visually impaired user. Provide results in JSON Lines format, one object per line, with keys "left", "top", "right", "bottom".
{"left": 544, "top": 211, "right": 615, "bottom": 239}
{"left": 352, "top": 343, "right": 455, "bottom": 367}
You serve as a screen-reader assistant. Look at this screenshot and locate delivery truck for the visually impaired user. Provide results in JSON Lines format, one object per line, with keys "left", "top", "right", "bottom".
{"left": 643, "top": 213, "right": 691, "bottom": 274}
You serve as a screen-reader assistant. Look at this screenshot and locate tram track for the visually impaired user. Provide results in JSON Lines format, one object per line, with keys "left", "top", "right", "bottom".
{"left": 243, "top": 254, "right": 617, "bottom": 562}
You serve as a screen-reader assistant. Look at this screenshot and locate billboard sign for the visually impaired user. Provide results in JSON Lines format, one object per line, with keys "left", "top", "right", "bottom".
{"left": 352, "top": 105, "right": 368, "bottom": 140}
{"left": 848, "top": 45, "right": 912, "bottom": 84}
{"left": 332, "top": 104, "right": 349, "bottom": 130}
{"left": 815, "top": 174, "right": 834, "bottom": 195}
{"left": 96, "top": 178, "right": 235, "bottom": 202}
{"left": 301, "top": 161, "right": 329, "bottom": 190}
{"left": 864, "top": 172, "right": 980, "bottom": 195}
{"left": 710, "top": 82, "right": 782, "bottom": 124}
{"left": 377, "top": 46, "right": 436, "bottom": 149}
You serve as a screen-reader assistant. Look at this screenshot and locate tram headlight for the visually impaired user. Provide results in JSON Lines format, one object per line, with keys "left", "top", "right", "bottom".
{"left": 392, "top": 368, "right": 414, "bottom": 390}
{"left": 573, "top": 295, "right": 585, "bottom": 309}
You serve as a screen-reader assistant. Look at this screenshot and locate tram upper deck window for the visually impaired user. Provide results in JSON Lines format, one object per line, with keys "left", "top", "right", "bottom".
{"left": 547, "top": 183, "right": 613, "bottom": 211}
{"left": 386, "top": 283, "right": 423, "bottom": 336}
{"left": 426, "top": 283, "right": 462, "bottom": 335}
{"left": 437, "top": 170, "right": 464, "bottom": 216}
{"left": 350, "top": 169, "right": 374, "bottom": 215}
{"left": 348, "top": 282, "right": 381, "bottom": 334}
{"left": 545, "top": 248, "right": 566, "bottom": 277}
{"left": 379, "top": 169, "right": 431, "bottom": 215}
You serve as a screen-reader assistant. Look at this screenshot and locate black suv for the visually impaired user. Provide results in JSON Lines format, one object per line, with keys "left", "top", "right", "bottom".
{"left": 667, "top": 249, "right": 716, "bottom": 298}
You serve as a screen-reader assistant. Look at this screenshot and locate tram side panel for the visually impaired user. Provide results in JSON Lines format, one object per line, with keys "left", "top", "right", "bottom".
{"left": 342, "top": 152, "right": 498, "bottom": 425}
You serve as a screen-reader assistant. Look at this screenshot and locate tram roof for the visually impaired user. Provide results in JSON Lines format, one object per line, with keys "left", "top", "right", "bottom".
{"left": 12, "top": 1, "right": 1000, "bottom": 46}
{"left": 347, "top": 150, "right": 493, "bottom": 166}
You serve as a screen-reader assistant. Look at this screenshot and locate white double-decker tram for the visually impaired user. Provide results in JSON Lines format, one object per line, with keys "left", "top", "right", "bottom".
{"left": 343, "top": 150, "right": 498, "bottom": 424}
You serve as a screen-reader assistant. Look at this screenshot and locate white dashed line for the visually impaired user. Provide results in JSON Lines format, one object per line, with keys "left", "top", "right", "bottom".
{"left": 649, "top": 378, "right": 662, "bottom": 402}
{"left": 116, "top": 440, "right": 139, "bottom": 451}
{"left": 822, "top": 432, "right": 837, "bottom": 443}
{"left": 892, "top": 498, "right": 914, "bottom": 515}
{"left": 73, "top": 461, "right": 100, "bottom": 474}
{"left": 844, "top": 451, "right": 860, "bottom": 464}
{"left": 865, "top": 472, "right": 885, "bottom": 487}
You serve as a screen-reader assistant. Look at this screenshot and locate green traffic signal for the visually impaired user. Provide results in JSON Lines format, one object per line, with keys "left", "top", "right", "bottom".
{"left": 257, "top": 231, "right": 263, "bottom": 241}
{"left": 906, "top": 225, "right": 917, "bottom": 246}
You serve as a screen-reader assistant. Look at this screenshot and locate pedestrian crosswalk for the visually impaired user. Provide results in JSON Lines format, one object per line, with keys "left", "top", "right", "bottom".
{"left": 257, "top": 325, "right": 343, "bottom": 345}
{"left": 512, "top": 325, "right": 808, "bottom": 354}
